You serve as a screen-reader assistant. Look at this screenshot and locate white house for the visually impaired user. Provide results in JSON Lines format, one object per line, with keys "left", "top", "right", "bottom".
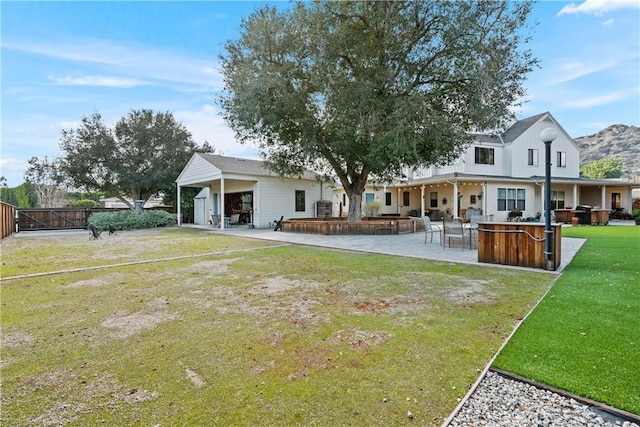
{"left": 176, "top": 153, "right": 333, "bottom": 229}
{"left": 333, "top": 112, "right": 638, "bottom": 221}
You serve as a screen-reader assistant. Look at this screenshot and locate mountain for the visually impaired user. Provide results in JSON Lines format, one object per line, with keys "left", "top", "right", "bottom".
{"left": 574, "top": 124, "right": 640, "bottom": 181}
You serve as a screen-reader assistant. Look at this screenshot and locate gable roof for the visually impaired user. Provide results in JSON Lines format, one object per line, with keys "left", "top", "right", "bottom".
{"left": 197, "top": 153, "right": 319, "bottom": 180}
{"left": 501, "top": 112, "right": 549, "bottom": 143}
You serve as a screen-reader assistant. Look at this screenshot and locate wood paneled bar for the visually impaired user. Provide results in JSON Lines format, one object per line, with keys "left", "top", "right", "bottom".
{"left": 477, "top": 222, "right": 562, "bottom": 271}
{"left": 554, "top": 209, "right": 610, "bottom": 225}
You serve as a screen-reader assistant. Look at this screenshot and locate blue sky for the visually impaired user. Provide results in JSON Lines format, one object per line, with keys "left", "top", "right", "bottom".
{"left": 1, "top": 0, "right": 639, "bottom": 187}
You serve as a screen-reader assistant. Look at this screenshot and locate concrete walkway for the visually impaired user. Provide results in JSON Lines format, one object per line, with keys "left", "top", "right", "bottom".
{"left": 190, "top": 224, "right": 589, "bottom": 275}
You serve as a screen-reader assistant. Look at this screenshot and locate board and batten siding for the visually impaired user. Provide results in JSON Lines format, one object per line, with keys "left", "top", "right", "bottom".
{"left": 256, "top": 177, "right": 328, "bottom": 228}
{"left": 509, "top": 121, "right": 580, "bottom": 179}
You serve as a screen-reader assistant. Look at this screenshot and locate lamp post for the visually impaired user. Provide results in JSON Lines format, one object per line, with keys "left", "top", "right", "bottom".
{"left": 540, "top": 128, "right": 557, "bottom": 271}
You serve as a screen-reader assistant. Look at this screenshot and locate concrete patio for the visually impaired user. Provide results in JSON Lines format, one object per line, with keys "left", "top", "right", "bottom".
{"left": 191, "top": 223, "right": 592, "bottom": 275}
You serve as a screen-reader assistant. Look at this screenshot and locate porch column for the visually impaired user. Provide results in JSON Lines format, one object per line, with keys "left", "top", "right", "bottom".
{"left": 220, "top": 177, "right": 225, "bottom": 230}
{"left": 177, "top": 185, "right": 182, "bottom": 226}
{"left": 573, "top": 184, "right": 578, "bottom": 207}
{"left": 453, "top": 181, "right": 459, "bottom": 218}
{"left": 482, "top": 182, "right": 487, "bottom": 214}
{"left": 601, "top": 185, "right": 606, "bottom": 208}
{"left": 420, "top": 185, "right": 425, "bottom": 216}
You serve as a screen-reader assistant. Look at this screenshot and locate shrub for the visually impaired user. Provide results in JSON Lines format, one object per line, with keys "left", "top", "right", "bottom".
{"left": 73, "top": 199, "right": 97, "bottom": 208}
{"left": 88, "top": 210, "right": 176, "bottom": 231}
{"left": 632, "top": 208, "right": 640, "bottom": 219}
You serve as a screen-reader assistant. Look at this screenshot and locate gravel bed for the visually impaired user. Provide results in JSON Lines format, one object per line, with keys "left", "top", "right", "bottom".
{"left": 448, "top": 371, "right": 639, "bottom": 427}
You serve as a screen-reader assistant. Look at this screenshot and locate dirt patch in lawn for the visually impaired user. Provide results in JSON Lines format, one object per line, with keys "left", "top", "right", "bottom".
{"left": 101, "top": 297, "right": 178, "bottom": 338}
{"left": 63, "top": 272, "right": 127, "bottom": 288}
{"left": 17, "top": 370, "right": 158, "bottom": 426}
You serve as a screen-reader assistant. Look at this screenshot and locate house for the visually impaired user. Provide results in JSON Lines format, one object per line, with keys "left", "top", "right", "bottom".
{"left": 99, "top": 196, "right": 167, "bottom": 209}
{"left": 332, "top": 112, "right": 638, "bottom": 222}
{"left": 175, "top": 153, "right": 332, "bottom": 228}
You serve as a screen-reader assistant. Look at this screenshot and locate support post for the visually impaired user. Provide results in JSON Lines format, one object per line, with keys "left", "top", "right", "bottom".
{"left": 540, "top": 128, "right": 557, "bottom": 271}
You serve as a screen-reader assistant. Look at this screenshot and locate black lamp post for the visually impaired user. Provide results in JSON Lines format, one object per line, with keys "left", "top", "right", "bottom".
{"left": 540, "top": 128, "right": 557, "bottom": 271}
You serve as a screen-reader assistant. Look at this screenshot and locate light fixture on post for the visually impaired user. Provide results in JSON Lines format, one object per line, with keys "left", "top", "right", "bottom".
{"left": 540, "top": 127, "right": 557, "bottom": 271}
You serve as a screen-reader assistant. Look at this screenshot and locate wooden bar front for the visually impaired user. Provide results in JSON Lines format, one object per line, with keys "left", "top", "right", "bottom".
{"left": 477, "top": 222, "right": 562, "bottom": 270}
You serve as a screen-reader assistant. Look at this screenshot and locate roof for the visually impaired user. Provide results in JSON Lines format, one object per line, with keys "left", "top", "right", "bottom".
{"left": 197, "top": 153, "right": 320, "bottom": 180}
{"left": 501, "top": 112, "right": 549, "bottom": 143}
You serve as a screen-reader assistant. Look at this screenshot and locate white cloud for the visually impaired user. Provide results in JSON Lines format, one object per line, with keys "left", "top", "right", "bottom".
{"left": 173, "top": 104, "right": 259, "bottom": 158}
{"left": 4, "top": 38, "right": 223, "bottom": 93}
{"left": 602, "top": 18, "right": 615, "bottom": 25}
{"left": 0, "top": 157, "right": 29, "bottom": 186}
{"left": 558, "top": 0, "right": 640, "bottom": 16}
{"left": 49, "top": 75, "right": 149, "bottom": 88}
{"left": 544, "top": 58, "right": 617, "bottom": 84}
{"left": 560, "top": 88, "right": 636, "bottom": 108}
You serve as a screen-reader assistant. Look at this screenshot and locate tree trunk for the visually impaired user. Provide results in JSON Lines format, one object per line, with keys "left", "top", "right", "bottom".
{"left": 347, "top": 191, "right": 362, "bottom": 222}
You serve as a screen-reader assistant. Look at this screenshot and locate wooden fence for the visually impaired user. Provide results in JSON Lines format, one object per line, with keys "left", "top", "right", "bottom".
{"left": 1, "top": 202, "right": 17, "bottom": 241}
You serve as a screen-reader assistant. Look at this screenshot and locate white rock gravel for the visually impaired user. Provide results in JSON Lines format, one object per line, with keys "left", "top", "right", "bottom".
{"left": 448, "top": 371, "right": 639, "bottom": 427}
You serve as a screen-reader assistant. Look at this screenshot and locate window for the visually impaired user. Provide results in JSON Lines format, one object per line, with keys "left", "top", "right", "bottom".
{"left": 385, "top": 192, "right": 392, "bottom": 206}
{"left": 557, "top": 151, "right": 566, "bottom": 168}
{"left": 497, "top": 187, "right": 526, "bottom": 211}
{"left": 295, "top": 190, "right": 305, "bottom": 212}
{"left": 551, "top": 191, "right": 565, "bottom": 210}
{"left": 528, "top": 149, "right": 538, "bottom": 166}
{"left": 342, "top": 194, "right": 346, "bottom": 207}
{"left": 430, "top": 192, "right": 438, "bottom": 208}
{"left": 475, "top": 147, "right": 494, "bottom": 165}
{"left": 402, "top": 191, "right": 410, "bottom": 206}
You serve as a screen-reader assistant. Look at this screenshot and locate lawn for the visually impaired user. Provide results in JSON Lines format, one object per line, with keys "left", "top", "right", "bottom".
{"left": 493, "top": 225, "right": 640, "bottom": 415}
{"left": 0, "top": 228, "right": 553, "bottom": 426}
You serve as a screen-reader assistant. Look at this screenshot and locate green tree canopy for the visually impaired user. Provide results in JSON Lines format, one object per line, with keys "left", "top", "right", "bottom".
{"left": 580, "top": 157, "right": 623, "bottom": 179}
{"left": 59, "top": 109, "right": 212, "bottom": 209}
{"left": 219, "top": 1, "right": 537, "bottom": 220}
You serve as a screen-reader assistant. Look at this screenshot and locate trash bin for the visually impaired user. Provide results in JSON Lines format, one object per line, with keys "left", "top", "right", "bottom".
{"left": 575, "top": 205, "right": 592, "bottom": 225}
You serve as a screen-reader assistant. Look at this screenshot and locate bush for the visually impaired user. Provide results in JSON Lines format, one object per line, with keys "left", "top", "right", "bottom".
{"left": 632, "top": 208, "right": 640, "bottom": 219}
{"left": 88, "top": 210, "right": 176, "bottom": 231}
{"left": 73, "top": 199, "right": 97, "bottom": 208}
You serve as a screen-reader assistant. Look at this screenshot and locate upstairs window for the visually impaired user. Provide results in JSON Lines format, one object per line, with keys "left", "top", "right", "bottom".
{"left": 475, "top": 147, "right": 494, "bottom": 165}
{"left": 557, "top": 151, "right": 566, "bottom": 168}
{"left": 528, "top": 149, "right": 539, "bottom": 166}
{"left": 295, "top": 190, "right": 305, "bottom": 212}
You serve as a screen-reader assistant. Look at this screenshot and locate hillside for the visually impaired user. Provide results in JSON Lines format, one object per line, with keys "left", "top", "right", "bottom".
{"left": 575, "top": 124, "right": 640, "bottom": 181}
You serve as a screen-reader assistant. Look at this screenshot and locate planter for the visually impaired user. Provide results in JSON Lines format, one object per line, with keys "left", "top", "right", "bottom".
{"left": 571, "top": 217, "right": 579, "bottom": 226}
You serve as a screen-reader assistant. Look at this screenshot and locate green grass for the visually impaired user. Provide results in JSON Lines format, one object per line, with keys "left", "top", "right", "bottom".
{"left": 493, "top": 225, "right": 640, "bottom": 414}
{"left": 1, "top": 228, "right": 553, "bottom": 426}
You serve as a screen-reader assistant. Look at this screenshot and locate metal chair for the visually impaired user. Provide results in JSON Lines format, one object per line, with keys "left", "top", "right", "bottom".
{"left": 442, "top": 218, "right": 469, "bottom": 251}
{"left": 422, "top": 216, "right": 442, "bottom": 243}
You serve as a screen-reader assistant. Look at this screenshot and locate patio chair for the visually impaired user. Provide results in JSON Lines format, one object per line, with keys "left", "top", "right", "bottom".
{"left": 422, "top": 216, "right": 442, "bottom": 244}
{"left": 211, "top": 214, "right": 221, "bottom": 228}
{"left": 442, "top": 218, "right": 469, "bottom": 251}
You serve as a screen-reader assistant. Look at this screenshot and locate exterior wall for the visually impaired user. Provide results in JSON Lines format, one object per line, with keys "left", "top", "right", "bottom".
{"left": 255, "top": 177, "right": 329, "bottom": 228}
{"left": 484, "top": 181, "right": 539, "bottom": 222}
{"left": 177, "top": 155, "right": 221, "bottom": 185}
{"left": 511, "top": 121, "right": 580, "bottom": 179}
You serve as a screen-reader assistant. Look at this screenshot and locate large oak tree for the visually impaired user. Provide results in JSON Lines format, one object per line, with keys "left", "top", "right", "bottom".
{"left": 219, "top": 1, "right": 537, "bottom": 221}
{"left": 59, "top": 109, "right": 211, "bottom": 209}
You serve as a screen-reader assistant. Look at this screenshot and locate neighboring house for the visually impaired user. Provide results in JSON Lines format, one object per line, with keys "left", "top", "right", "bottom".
{"left": 176, "top": 153, "right": 332, "bottom": 228}
{"left": 333, "top": 112, "right": 638, "bottom": 221}
{"left": 100, "top": 196, "right": 167, "bottom": 209}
